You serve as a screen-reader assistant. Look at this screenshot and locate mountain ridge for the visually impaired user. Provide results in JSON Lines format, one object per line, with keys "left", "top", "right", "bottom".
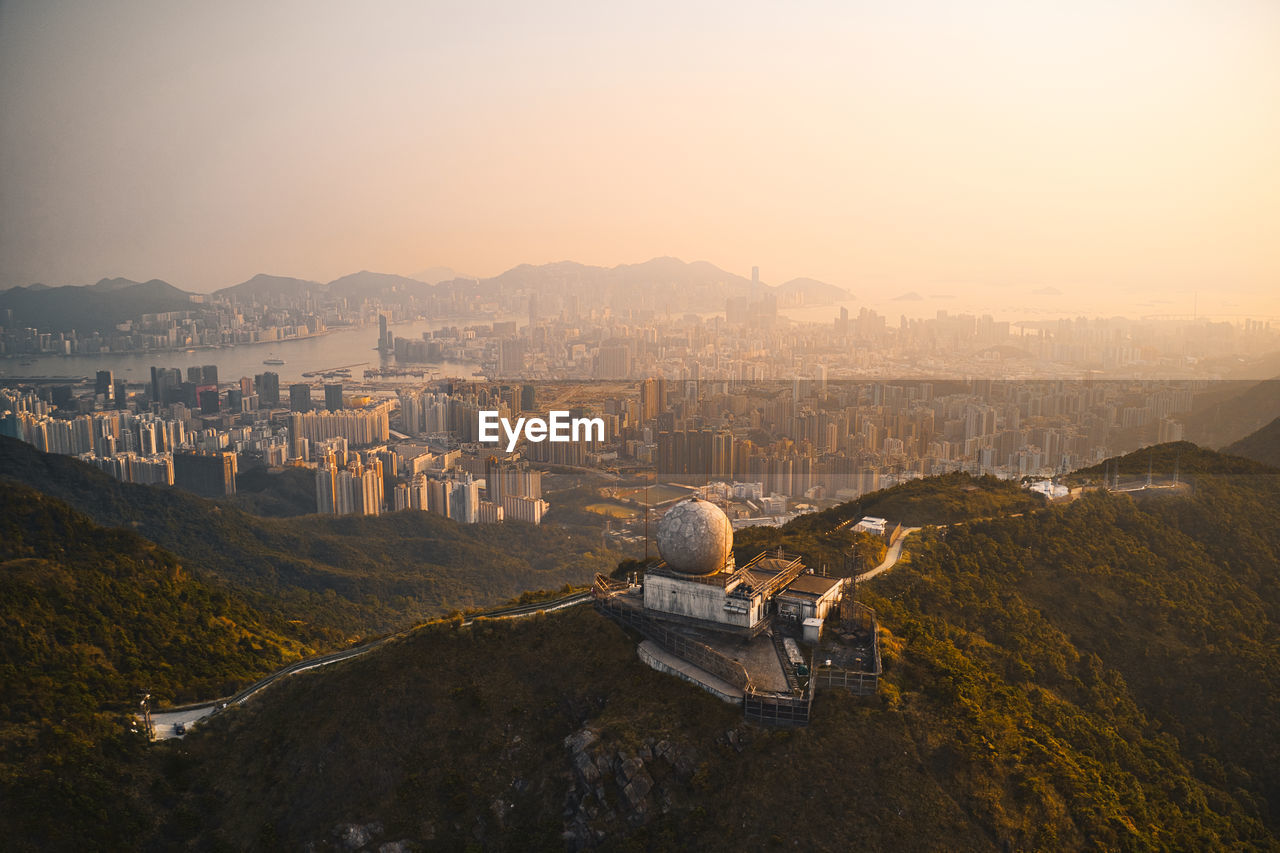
{"left": 1223, "top": 415, "right": 1280, "bottom": 468}
{"left": 3, "top": 258, "right": 851, "bottom": 324}
{"left": 0, "top": 277, "right": 193, "bottom": 332}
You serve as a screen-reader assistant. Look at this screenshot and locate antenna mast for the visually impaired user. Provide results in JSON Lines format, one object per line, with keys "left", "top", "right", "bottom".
{"left": 643, "top": 484, "right": 651, "bottom": 563}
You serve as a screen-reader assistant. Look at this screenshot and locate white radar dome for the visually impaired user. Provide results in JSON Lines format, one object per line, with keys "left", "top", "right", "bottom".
{"left": 655, "top": 497, "right": 733, "bottom": 575}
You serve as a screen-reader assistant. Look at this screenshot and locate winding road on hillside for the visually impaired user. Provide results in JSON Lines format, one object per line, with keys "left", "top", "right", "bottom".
{"left": 851, "top": 510, "right": 1039, "bottom": 583}
{"left": 855, "top": 527, "right": 922, "bottom": 582}
{"left": 143, "top": 592, "right": 591, "bottom": 740}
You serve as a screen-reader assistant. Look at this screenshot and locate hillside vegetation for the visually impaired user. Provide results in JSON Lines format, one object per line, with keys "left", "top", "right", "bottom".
{"left": 733, "top": 472, "right": 1044, "bottom": 575}
{"left": 0, "top": 437, "right": 614, "bottom": 639}
{"left": 0, "top": 485, "right": 313, "bottom": 849}
{"left": 131, "top": 446, "right": 1280, "bottom": 850}
{"left": 4, "top": 439, "right": 1278, "bottom": 850}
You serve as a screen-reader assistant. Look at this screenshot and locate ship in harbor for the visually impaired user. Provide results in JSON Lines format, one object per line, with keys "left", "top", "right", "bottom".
{"left": 262, "top": 356, "right": 286, "bottom": 365}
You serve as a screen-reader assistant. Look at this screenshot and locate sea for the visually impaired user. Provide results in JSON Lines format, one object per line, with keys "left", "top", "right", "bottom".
{"left": 1, "top": 317, "right": 490, "bottom": 386}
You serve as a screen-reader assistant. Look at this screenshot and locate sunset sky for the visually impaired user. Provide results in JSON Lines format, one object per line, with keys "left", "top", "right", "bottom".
{"left": 1, "top": 1, "right": 1276, "bottom": 316}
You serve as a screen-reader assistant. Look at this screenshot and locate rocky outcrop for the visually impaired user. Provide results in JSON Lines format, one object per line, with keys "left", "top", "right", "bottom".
{"left": 561, "top": 724, "right": 704, "bottom": 850}
{"left": 302, "top": 821, "right": 417, "bottom": 852}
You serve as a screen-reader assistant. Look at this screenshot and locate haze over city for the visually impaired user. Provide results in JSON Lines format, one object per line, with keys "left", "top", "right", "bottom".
{"left": 2, "top": 0, "right": 1277, "bottom": 318}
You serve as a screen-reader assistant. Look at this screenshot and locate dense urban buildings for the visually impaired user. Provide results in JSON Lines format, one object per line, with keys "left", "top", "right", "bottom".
{"left": 2, "top": 286, "right": 1276, "bottom": 529}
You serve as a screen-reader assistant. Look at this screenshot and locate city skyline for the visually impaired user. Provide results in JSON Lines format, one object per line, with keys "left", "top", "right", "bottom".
{"left": 2, "top": 1, "right": 1277, "bottom": 317}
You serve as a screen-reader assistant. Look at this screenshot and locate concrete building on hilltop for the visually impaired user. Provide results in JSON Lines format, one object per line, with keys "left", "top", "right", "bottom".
{"left": 639, "top": 497, "right": 831, "bottom": 636}
{"left": 593, "top": 496, "right": 881, "bottom": 726}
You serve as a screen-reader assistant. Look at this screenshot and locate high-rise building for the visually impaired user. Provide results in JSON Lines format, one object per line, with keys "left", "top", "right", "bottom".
{"left": 95, "top": 370, "right": 114, "bottom": 402}
{"left": 287, "top": 412, "right": 307, "bottom": 460}
{"left": 290, "top": 383, "right": 312, "bottom": 412}
{"left": 448, "top": 477, "right": 480, "bottom": 523}
{"left": 398, "top": 389, "right": 422, "bottom": 435}
{"left": 255, "top": 371, "right": 281, "bottom": 408}
{"left": 640, "top": 378, "right": 665, "bottom": 423}
{"left": 501, "top": 494, "right": 548, "bottom": 525}
{"left": 378, "top": 313, "right": 392, "bottom": 353}
{"left": 477, "top": 500, "right": 504, "bottom": 523}
{"left": 485, "top": 458, "right": 543, "bottom": 504}
{"left": 324, "top": 383, "right": 344, "bottom": 412}
{"left": 285, "top": 401, "right": 392, "bottom": 447}
{"left": 150, "top": 366, "right": 182, "bottom": 404}
{"left": 198, "top": 388, "right": 220, "bottom": 413}
{"left": 316, "top": 456, "right": 383, "bottom": 516}
{"left": 498, "top": 339, "right": 524, "bottom": 377}
{"left": 596, "top": 344, "right": 631, "bottom": 379}
{"left": 173, "top": 450, "right": 237, "bottom": 497}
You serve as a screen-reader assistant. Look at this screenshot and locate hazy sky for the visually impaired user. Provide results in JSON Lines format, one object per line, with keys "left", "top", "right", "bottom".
{"left": 1, "top": 1, "right": 1277, "bottom": 315}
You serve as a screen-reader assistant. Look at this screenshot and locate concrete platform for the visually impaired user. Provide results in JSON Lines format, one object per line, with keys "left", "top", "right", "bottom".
{"left": 638, "top": 640, "right": 744, "bottom": 704}
{"left": 677, "top": 627, "right": 791, "bottom": 693}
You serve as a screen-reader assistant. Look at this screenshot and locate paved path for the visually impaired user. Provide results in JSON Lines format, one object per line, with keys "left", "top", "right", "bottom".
{"left": 855, "top": 527, "right": 922, "bottom": 582}
{"left": 144, "top": 591, "right": 591, "bottom": 740}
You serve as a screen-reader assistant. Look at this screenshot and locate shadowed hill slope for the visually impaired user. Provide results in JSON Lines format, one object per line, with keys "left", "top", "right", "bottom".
{"left": 0, "top": 436, "right": 614, "bottom": 639}
{"left": 1224, "top": 416, "right": 1280, "bottom": 469}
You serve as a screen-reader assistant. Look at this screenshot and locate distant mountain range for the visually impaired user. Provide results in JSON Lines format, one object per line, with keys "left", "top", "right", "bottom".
{"left": 409, "top": 266, "right": 472, "bottom": 285}
{"left": 773, "top": 276, "right": 851, "bottom": 304}
{"left": 0, "top": 277, "right": 194, "bottom": 333}
{"left": 1, "top": 259, "right": 852, "bottom": 333}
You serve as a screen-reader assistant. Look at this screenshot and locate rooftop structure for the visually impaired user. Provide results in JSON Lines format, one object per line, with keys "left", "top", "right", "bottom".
{"left": 852, "top": 516, "right": 888, "bottom": 535}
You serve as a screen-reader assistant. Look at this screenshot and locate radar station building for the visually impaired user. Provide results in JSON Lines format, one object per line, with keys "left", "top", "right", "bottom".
{"left": 594, "top": 495, "right": 882, "bottom": 726}
{"left": 641, "top": 497, "right": 839, "bottom": 635}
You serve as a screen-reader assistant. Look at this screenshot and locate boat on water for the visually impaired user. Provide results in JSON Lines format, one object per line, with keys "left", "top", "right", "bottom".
{"left": 263, "top": 357, "right": 286, "bottom": 365}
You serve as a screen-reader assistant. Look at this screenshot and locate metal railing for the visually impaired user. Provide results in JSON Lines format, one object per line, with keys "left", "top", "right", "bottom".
{"left": 812, "top": 667, "right": 879, "bottom": 695}
{"left": 743, "top": 689, "right": 813, "bottom": 726}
